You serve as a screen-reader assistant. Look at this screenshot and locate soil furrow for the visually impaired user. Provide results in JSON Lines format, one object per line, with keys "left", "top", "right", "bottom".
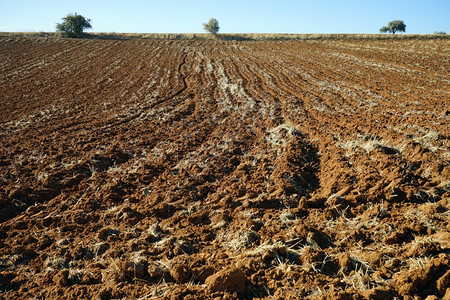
{"left": 0, "top": 37, "right": 449, "bottom": 300}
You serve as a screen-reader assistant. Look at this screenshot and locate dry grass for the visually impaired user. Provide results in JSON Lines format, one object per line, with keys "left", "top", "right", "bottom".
{"left": 266, "top": 123, "right": 300, "bottom": 147}
{"left": 218, "top": 230, "right": 261, "bottom": 252}
{"left": 336, "top": 134, "right": 402, "bottom": 157}
{"left": 44, "top": 256, "right": 68, "bottom": 269}
{"left": 1, "top": 32, "right": 448, "bottom": 41}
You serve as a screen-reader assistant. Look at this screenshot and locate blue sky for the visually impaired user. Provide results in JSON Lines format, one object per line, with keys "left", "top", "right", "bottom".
{"left": 0, "top": 0, "right": 448, "bottom": 34}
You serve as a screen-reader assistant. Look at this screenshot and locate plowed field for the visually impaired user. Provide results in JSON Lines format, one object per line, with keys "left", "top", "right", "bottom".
{"left": 0, "top": 37, "right": 449, "bottom": 299}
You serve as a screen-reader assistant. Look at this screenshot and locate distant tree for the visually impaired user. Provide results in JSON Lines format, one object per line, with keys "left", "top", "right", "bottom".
{"left": 434, "top": 31, "right": 446, "bottom": 35}
{"left": 379, "top": 20, "right": 406, "bottom": 34}
{"left": 56, "top": 13, "right": 92, "bottom": 37}
{"left": 203, "top": 18, "right": 220, "bottom": 34}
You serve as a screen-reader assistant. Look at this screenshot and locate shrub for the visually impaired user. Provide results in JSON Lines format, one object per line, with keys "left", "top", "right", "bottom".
{"left": 56, "top": 13, "right": 92, "bottom": 37}
{"left": 380, "top": 20, "right": 406, "bottom": 34}
{"left": 203, "top": 18, "right": 220, "bottom": 34}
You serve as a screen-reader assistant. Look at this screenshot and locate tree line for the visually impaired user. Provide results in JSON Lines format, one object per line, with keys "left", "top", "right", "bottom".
{"left": 55, "top": 14, "right": 222, "bottom": 37}
{"left": 55, "top": 14, "right": 446, "bottom": 38}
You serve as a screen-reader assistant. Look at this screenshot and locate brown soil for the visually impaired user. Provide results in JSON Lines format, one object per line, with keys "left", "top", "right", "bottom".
{"left": 0, "top": 37, "right": 449, "bottom": 299}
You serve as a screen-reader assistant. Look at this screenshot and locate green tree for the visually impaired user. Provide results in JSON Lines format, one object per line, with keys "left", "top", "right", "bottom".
{"left": 56, "top": 13, "right": 92, "bottom": 37}
{"left": 203, "top": 18, "right": 220, "bottom": 34}
{"left": 379, "top": 20, "right": 406, "bottom": 34}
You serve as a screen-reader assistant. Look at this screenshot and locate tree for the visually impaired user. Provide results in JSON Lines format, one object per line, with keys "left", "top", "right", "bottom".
{"left": 379, "top": 20, "right": 406, "bottom": 34}
{"left": 56, "top": 13, "right": 92, "bottom": 37}
{"left": 203, "top": 18, "right": 220, "bottom": 34}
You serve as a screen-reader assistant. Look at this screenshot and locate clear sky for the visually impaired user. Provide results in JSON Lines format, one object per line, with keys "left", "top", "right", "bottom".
{"left": 0, "top": 0, "right": 449, "bottom": 34}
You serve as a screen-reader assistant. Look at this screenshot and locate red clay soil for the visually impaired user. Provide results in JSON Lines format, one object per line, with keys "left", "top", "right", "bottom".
{"left": 0, "top": 37, "right": 449, "bottom": 299}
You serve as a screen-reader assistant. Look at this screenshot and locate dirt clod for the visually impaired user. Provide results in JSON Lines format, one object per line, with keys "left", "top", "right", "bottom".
{"left": 53, "top": 270, "right": 70, "bottom": 287}
{"left": 205, "top": 267, "right": 247, "bottom": 295}
{"left": 170, "top": 264, "right": 192, "bottom": 283}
